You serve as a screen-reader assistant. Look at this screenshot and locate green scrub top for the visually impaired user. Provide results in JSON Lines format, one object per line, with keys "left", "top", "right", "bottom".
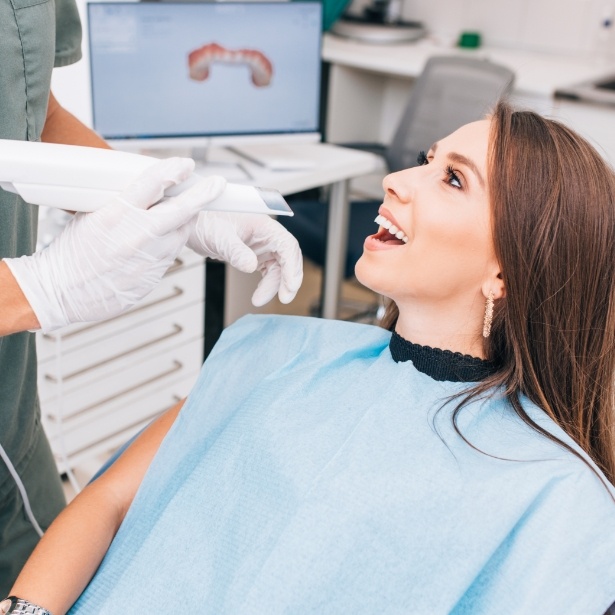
{"left": 0, "top": 0, "right": 82, "bottom": 592}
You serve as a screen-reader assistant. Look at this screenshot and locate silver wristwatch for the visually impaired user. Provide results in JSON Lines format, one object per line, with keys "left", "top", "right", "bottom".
{"left": 0, "top": 597, "right": 52, "bottom": 615}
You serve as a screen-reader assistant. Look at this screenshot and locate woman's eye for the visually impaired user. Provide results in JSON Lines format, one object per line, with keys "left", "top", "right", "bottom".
{"left": 445, "top": 165, "right": 462, "bottom": 189}
{"left": 418, "top": 151, "right": 462, "bottom": 189}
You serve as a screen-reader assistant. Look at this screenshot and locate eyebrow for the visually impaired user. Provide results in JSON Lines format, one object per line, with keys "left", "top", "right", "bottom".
{"left": 429, "top": 142, "right": 485, "bottom": 189}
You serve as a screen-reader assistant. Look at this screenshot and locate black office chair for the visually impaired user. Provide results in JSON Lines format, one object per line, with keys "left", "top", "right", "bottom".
{"left": 282, "top": 55, "right": 515, "bottom": 321}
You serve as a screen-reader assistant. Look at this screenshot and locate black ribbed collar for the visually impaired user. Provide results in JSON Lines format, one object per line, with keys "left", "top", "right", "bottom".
{"left": 389, "top": 330, "right": 499, "bottom": 382}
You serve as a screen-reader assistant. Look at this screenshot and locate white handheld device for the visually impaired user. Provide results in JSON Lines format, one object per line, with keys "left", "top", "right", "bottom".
{"left": 0, "top": 139, "right": 293, "bottom": 216}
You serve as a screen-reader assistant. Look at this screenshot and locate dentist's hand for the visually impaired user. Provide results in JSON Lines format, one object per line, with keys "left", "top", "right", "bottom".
{"left": 5, "top": 158, "right": 226, "bottom": 333}
{"left": 187, "top": 212, "right": 303, "bottom": 306}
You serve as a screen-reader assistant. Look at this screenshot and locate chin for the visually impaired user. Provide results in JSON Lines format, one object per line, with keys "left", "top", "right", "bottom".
{"left": 354, "top": 255, "right": 379, "bottom": 294}
{"left": 355, "top": 255, "right": 402, "bottom": 305}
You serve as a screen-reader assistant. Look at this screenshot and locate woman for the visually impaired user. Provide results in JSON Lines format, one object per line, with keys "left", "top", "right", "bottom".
{"left": 4, "top": 101, "right": 615, "bottom": 614}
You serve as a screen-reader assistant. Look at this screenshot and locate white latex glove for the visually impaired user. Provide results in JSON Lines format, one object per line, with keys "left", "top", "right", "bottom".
{"left": 5, "top": 158, "right": 226, "bottom": 333}
{"left": 187, "top": 212, "right": 303, "bottom": 306}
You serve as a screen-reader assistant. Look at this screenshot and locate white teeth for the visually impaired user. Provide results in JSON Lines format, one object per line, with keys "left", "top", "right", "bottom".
{"left": 374, "top": 214, "right": 409, "bottom": 244}
{"left": 374, "top": 215, "right": 392, "bottom": 230}
{"left": 374, "top": 215, "right": 387, "bottom": 226}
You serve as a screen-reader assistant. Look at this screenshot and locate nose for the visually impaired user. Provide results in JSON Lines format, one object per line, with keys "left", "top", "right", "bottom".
{"left": 382, "top": 167, "right": 415, "bottom": 204}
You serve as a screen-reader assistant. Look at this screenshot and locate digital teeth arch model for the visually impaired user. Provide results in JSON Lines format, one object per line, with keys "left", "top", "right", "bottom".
{"left": 188, "top": 42, "right": 273, "bottom": 87}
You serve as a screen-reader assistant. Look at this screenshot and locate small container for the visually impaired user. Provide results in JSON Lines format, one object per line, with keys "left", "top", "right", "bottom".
{"left": 458, "top": 31, "right": 482, "bottom": 49}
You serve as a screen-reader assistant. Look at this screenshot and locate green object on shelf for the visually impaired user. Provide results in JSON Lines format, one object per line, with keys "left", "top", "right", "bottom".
{"left": 458, "top": 31, "right": 482, "bottom": 48}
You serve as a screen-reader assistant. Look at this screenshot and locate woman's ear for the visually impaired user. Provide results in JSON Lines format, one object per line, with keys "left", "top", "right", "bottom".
{"left": 482, "top": 271, "right": 506, "bottom": 301}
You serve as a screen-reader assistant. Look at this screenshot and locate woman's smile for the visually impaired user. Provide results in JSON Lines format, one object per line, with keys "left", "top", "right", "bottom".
{"left": 365, "top": 207, "right": 409, "bottom": 250}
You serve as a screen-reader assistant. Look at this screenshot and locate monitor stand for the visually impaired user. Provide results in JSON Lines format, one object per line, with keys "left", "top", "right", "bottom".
{"left": 190, "top": 145, "right": 256, "bottom": 181}
{"left": 132, "top": 140, "right": 318, "bottom": 180}
{"left": 123, "top": 143, "right": 254, "bottom": 181}
{"left": 225, "top": 144, "right": 317, "bottom": 171}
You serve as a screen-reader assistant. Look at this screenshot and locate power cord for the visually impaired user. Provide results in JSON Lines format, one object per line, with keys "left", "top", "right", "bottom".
{"left": 0, "top": 442, "right": 44, "bottom": 538}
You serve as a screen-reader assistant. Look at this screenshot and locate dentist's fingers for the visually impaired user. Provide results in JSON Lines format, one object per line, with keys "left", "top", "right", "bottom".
{"left": 186, "top": 212, "right": 304, "bottom": 307}
{"left": 148, "top": 175, "right": 227, "bottom": 235}
{"left": 117, "top": 157, "right": 195, "bottom": 210}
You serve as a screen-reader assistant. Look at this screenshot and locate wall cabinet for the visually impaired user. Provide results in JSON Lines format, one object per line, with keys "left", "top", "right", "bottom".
{"left": 37, "top": 249, "right": 205, "bottom": 475}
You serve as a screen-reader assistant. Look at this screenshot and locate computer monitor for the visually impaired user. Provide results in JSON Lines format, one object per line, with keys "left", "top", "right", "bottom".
{"left": 87, "top": 1, "right": 323, "bottom": 152}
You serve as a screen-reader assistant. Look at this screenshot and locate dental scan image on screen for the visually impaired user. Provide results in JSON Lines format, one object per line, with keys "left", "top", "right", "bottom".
{"left": 87, "top": 2, "right": 322, "bottom": 142}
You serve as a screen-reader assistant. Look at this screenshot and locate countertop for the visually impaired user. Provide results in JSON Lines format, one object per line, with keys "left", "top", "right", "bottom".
{"left": 322, "top": 33, "right": 615, "bottom": 98}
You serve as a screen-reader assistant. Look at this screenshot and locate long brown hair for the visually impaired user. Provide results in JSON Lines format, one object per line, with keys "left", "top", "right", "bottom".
{"left": 381, "top": 100, "right": 615, "bottom": 485}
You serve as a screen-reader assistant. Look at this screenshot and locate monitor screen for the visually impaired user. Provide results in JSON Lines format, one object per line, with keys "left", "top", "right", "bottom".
{"left": 87, "top": 1, "right": 323, "bottom": 145}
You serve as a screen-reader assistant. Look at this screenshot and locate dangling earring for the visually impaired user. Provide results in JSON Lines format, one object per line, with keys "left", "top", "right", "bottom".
{"left": 482, "top": 291, "right": 494, "bottom": 338}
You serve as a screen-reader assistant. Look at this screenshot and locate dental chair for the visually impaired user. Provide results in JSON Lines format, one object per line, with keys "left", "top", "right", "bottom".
{"left": 281, "top": 55, "right": 515, "bottom": 321}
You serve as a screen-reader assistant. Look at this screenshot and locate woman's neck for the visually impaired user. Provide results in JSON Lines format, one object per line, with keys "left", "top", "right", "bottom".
{"left": 394, "top": 299, "right": 485, "bottom": 359}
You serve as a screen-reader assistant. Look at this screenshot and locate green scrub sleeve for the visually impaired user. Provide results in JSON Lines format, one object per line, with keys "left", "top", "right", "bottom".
{"left": 54, "top": 0, "right": 82, "bottom": 67}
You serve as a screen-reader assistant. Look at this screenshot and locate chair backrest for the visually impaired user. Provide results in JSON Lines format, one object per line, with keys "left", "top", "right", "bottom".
{"left": 385, "top": 55, "right": 515, "bottom": 172}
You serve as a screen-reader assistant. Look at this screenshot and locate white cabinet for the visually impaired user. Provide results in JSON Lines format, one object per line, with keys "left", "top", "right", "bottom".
{"left": 37, "top": 249, "right": 205, "bottom": 474}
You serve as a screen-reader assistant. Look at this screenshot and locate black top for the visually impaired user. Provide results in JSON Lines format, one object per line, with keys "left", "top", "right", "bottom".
{"left": 389, "top": 331, "right": 500, "bottom": 383}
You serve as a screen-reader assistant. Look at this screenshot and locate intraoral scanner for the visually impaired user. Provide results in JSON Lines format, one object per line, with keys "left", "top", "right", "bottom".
{"left": 0, "top": 139, "right": 293, "bottom": 216}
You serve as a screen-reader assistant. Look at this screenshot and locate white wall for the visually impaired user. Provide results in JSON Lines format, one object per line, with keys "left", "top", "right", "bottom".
{"left": 51, "top": 0, "right": 137, "bottom": 127}
{"left": 346, "top": 0, "right": 615, "bottom": 58}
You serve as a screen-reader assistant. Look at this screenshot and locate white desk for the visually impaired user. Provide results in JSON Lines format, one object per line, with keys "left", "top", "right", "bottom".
{"left": 322, "top": 33, "right": 614, "bottom": 98}
{"left": 187, "top": 142, "right": 383, "bottom": 322}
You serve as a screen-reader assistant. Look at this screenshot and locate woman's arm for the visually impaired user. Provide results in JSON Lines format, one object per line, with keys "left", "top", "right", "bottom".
{"left": 9, "top": 399, "right": 185, "bottom": 615}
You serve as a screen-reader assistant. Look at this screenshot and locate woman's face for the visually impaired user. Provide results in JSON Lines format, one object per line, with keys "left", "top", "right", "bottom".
{"left": 355, "top": 119, "right": 497, "bottom": 313}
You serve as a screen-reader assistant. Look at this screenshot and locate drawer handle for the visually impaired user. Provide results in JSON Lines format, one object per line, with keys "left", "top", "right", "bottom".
{"left": 47, "top": 360, "right": 184, "bottom": 420}
{"left": 43, "top": 285, "right": 186, "bottom": 341}
{"left": 167, "top": 256, "right": 184, "bottom": 274}
{"left": 57, "top": 394, "right": 184, "bottom": 458}
{"left": 44, "top": 324, "right": 183, "bottom": 382}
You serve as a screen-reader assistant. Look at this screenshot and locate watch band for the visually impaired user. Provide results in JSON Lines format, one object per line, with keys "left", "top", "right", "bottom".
{"left": 0, "top": 597, "right": 52, "bottom": 615}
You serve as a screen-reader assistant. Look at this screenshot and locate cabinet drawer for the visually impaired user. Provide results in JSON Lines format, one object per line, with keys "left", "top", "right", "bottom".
{"left": 36, "top": 256, "right": 204, "bottom": 362}
{"left": 38, "top": 301, "right": 203, "bottom": 404}
{"left": 43, "top": 365, "right": 202, "bottom": 474}
{"left": 40, "top": 334, "right": 203, "bottom": 422}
